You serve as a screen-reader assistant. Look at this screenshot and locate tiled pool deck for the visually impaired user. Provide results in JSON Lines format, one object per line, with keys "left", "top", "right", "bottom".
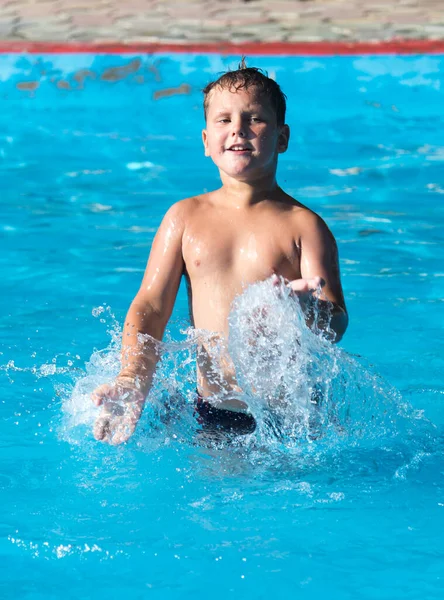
{"left": 0, "top": 0, "right": 443, "bottom": 45}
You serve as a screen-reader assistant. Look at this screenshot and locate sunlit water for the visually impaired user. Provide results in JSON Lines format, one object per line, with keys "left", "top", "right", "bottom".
{"left": 1, "top": 53, "right": 444, "bottom": 599}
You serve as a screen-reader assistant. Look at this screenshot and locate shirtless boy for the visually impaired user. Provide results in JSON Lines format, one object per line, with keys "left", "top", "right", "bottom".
{"left": 91, "top": 62, "right": 348, "bottom": 445}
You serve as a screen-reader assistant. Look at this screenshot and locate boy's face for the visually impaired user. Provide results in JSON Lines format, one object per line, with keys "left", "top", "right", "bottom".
{"left": 202, "top": 86, "right": 289, "bottom": 182}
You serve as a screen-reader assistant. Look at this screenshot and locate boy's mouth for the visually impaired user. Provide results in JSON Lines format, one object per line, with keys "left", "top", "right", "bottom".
{"left": 226, "top": 144, "right": 253, "bottom": 153}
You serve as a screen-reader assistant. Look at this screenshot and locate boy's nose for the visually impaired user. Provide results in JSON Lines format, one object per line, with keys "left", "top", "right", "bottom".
{"left": 232, "top": 126, "right": 246, "bottom": 138}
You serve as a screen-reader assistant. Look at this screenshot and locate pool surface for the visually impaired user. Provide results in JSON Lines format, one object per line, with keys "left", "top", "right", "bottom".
{"left": 1, "top": 52, "right": 444, "bottom": 599}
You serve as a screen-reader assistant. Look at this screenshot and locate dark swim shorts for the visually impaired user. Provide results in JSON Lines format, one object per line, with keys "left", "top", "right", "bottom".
{"left": 194, "top": 395, "right": 256, "bottom": 435}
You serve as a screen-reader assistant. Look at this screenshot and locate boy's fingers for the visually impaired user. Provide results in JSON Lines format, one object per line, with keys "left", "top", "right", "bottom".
{"left": 288, "top": 280, "right": 309, "bottom": 293}
{"left": 91, "top": 383, "right": 119, "bottom": 406}
{"left": 91, "top": 384, "right": 109, "bottom": 406}
{"left": 312, "top": 276, "right": 325, "bottom": 288}
{"left": 288, "top": 276, "right": 325, "bottom": 294}
{"left": 110, "top": 421, "right": 134, "bottom": 446}
{"left": 91, "top": 394, "right": 103, "bottom": 407}
{"left": 304, "top": 276, "right": 322, "bottom": 289}
{"left": 93, "top": 415, "right": 109, "bottom": 441}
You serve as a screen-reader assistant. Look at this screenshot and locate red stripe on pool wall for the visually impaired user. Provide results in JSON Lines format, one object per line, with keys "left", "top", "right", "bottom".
{"left": 0, "top": 39, "right": 443, "bottom": 55}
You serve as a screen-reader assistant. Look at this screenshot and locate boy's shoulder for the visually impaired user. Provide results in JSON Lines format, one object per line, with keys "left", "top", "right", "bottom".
{"left": 281, "top": 194, "right": 334, "bottom": 235}
{"left": 279, "top": 193, "right": 337, "bottom": 249}
{"left": 162, "top": 193, "right": 215, "bottom": 222}
{"left": 294, "top": 204, "right": 331, "bottom": 232}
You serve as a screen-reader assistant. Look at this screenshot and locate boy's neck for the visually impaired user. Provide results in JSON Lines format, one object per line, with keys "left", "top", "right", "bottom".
{"left": 219, "top": 173, "right": 281, "bottom": 208}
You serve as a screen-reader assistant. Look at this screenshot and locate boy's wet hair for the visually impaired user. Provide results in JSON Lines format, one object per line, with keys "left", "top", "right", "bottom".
{"left": 203, "top": 57, "right": 287, "bottom": 126}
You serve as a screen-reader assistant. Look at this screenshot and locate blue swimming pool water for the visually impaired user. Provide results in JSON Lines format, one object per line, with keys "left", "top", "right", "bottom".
{"left": 1, "top": 53, "right": 444, "bottom": 599}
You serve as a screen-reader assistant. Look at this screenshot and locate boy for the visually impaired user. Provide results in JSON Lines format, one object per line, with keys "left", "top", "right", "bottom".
{"left": 91, "top": 62, "right": 348, "bottom": 445}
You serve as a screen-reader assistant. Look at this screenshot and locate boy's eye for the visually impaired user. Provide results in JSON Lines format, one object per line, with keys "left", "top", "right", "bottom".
{"left": 251, "top": 117, "right": 263, "bottom": 123}
{"left": 218, "top": 118, "right": 230, "bottom": 123}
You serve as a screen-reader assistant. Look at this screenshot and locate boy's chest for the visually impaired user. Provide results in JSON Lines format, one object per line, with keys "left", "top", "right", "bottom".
{"left": 182, "top": 212, "right": 301, "bottom": 282}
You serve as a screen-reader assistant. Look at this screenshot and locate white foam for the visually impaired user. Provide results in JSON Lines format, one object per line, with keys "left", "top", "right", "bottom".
{"left": 126, "top": 161, "right": 155, "bottom": 170}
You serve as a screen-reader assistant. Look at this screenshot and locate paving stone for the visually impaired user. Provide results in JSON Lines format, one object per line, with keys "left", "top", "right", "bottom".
{"left": 122, "top": 26, "right": 170, "bottom": 36}
{"left": 16, "top": 25, "right": 72, "bottom": 39}
{"left": 0, "top": 14, "right": 17, "bottom": 25}
{"left": 394, "top": 14, "right": 431, "bottom": 25}
{"left": 211, "top": 8, "right": 267, "bottom": 21}
{"left": 268, "top": 1, "right": 319, "bottom": 11}
{"left": 0, "top": 23, "right": 14, "bottom": 34}
{"left": 0, "top": 0, "right": 442, "bottom": 42}
{"left": 164, "top": 17, "right": 205, "bottom": 28}
{"left": 164, "top": 6, "right": 210, "bottom": 19}
{"left": 200, "top": 18, "right": 239, "bottom": 29}
{"left": 299, "top": 8, "right": 325, "bottom": 18}
{"left": 364, "top": 3, "right": 394, "bottom": 11}
{"left": 114, "top": 14, "right": 166, "bottom": 23}
{"left": 322, "top": 7, "right": 366, "bottom": 20}
{"left": 278, "top": 19, "right": 305, "bottom": 31}
{"left": 14, "top": 5, "right": 62, "bottom": 17}
{"left": 422, "top": 24, "right": 444, "bottom": 34}
{"left": 285, "top": 32, "right": 326, "bottom": 42}
{"left": 70, "top": 15, "right": 116, "bottom": 27}
{"left": 0, "top": 7, "right": 19, "bottom": 18}
{"left": 199, "top": 30, "right": 240, "bottom": 41}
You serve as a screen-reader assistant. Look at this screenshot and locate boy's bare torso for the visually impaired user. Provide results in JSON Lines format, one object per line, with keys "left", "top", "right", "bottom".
{"left": 180, "top": 188, "right": 330, "bottom": 409}
{"left": 183, "top": 190, "right": 302, "bottom": 333}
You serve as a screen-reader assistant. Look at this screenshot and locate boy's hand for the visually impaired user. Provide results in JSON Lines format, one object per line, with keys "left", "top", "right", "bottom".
{"left": 286, "top": 275, "right": 324, "bottom": 295}
{"left": 272, "top": 274, "right": 324, "bottom": 307}
{"left": 91, "top": 377, "right": 145, "bottom": 445}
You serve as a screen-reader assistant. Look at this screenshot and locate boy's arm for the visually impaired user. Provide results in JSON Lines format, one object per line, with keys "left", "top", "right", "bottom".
{"left": 292, "top": 211, "right": 348, "bottom": 342}
{"left": 117, "top": 202, "right": 186, "bottom": 393}
{"left": 91, "top": 202, "right": 186, "bottom": 444}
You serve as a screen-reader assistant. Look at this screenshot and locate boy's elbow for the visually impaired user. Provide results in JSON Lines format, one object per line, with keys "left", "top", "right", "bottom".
{"left": 127, "top": 296, "right": 170, "bottom": 339}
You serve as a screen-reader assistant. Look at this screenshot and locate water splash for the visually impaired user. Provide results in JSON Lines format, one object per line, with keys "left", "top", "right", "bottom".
{"left": 226, "top": 279, "right": 420, "bottom": 451}
{"left": 58, "top": 278, "right": 430, "bottom": 457}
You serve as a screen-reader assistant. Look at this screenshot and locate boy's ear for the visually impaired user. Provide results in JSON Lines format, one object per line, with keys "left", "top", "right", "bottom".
{"left": 277, "top": 124, "right": 290, "bottom": 154}
{"left": 202, "top": 129, "right": 210, "bottom": 157}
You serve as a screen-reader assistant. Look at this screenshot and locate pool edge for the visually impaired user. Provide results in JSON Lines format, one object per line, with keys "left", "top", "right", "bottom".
{"left": 0, "top": 39, "right": 443, "bottom": 55}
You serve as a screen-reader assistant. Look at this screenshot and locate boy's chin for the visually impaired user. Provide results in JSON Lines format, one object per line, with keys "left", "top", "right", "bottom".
{"left": 222, "top": 170, "right": 258, "bottom": 182}
{"left": 216, "top": 154, "right": 277, "bottom": 182}
{"left": 220, "top": 164, "right": 270, "bottom": 182}
{"left": 219, "top": 159, "right": 257, "bottom": 176}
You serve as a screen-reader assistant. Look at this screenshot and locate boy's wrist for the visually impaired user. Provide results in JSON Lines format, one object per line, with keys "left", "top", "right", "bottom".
{"left": 116, "top": 373, "right": 150, "bottom": 399}
{"left": 116, "top": 373, "right": 138, "bottom": 385}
